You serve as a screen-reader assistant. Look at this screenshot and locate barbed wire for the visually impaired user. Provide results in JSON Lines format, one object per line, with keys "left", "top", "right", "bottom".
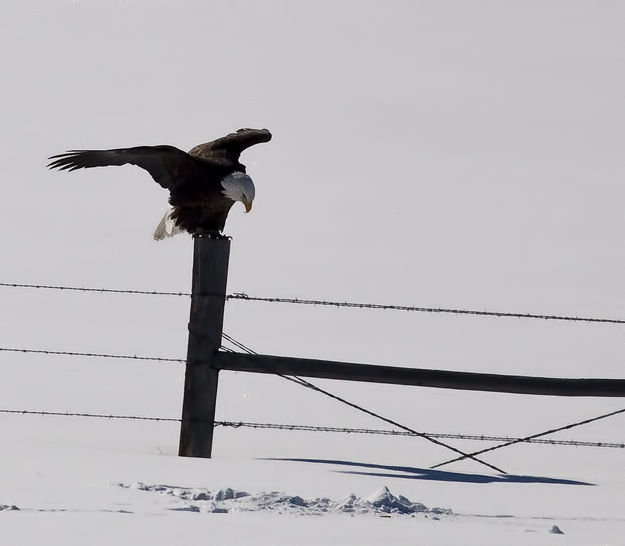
{"left": 0, "top": 346, "right": 239, "bottom": 362}
{"left": 227, "top": 293, "right": 625, "bottom": 325}
{"left": 0, "top": 282, "right": 189, "bottom": 297}
{"left": 217, "top": 421, "right": 625, "bottom": 449}
{"left": 2, "top": 282, "right": 624, "bottom": 325}
{"left": 0, "top": 347, "right": 185, "bottom": 364}
{"left": 0, "top": 408, "right": 181, "bottom": 422}
{"left": 1, "top": 409, "right": 621, "bottom": 449}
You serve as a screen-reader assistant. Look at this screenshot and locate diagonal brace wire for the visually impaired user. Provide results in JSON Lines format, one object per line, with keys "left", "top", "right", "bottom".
{"left": 221, "top": 333, "right": 506, "bottom": 474}
{"left": 431, "top": 406, "right": 625, "bottom": 469}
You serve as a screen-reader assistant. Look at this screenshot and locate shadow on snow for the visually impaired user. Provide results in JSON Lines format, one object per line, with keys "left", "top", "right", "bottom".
{"left": 263, "top": 458, "right": 593, "bottom": 486}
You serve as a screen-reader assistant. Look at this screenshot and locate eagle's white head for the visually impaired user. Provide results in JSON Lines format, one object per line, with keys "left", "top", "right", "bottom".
{"left": 221, "top": 171, "right": 255, "bottom": 212}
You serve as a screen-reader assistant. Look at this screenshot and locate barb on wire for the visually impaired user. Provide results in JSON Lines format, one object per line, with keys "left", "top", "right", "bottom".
{"left": 3, "top": 282, "right": 624, "bottom": 325}
{"left": 0, "top": 408, "right": 181, "bottom": 422}
{"left": 0, "top": 347, "right": 185, "bottom": 364}
{"left": 1, "top": 409, "right": 622, "bottom": 449}
{"left": 227, "top": 293, "right": 625, "bottom": 325}
{"left": 215, "top": 421, "right": 625, "bottom": 449}
{"left": 0, "top": 282, "right": 189, "bottom": 297}
{"left": 431, "top": 406, "right": 625, "bottom": 469}
{"left": 221, "top": 333, "right": 506, "bottom": 474}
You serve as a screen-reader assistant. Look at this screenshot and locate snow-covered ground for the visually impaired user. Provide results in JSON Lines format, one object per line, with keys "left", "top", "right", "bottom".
{"left": 2, "top": 417, "right": 625, "bottom": 544}
{"left": 1, "top": 1, "right": 624, "bottom": 544}
{"left": 2, "top": 379, "right": 624, "bottom": 544}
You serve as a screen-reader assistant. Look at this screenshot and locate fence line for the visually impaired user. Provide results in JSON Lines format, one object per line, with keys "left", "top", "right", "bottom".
{"left": 4, "top": 343, "right": 624, "bottom": 461}
{"left": 2, "top": 282, "right": 624, "bottom": 325}
{"left": 7, "top": 342, "right": 618, "bottom": 469}
{"left": 222, "top": 333, "right": 625, "bottom": 472}
{"left": 2, "top": 338, "right": 624, "bottom": 467}
{"left": 1, "top": 409, "right": 621, "bottom": 449}
{"left": 221, "top": 333, "right": 506, "bottom": 474}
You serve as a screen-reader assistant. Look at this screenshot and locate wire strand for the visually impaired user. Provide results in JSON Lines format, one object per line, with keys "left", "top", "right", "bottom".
{"left": 227, "top": 293, "right": 625, "bottom": 325}
{"left": 2, "top": 282, "right": 623, "bottom": 325}
{"left": 0, "top": 282, "right": 189, "bottom": 297}
{"left": 0, "top": 347, "right": 185, "bottom": 364}
{"left": 0, "top": 408, "right": 181, "bottom": 422}
{"left": 1, "top": 409, "right": 622, "bottom": 449}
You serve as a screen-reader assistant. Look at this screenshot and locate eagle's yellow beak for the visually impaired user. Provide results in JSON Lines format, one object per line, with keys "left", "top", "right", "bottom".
{"left": 243, "top": 199, "right": 253, "bottom": 213}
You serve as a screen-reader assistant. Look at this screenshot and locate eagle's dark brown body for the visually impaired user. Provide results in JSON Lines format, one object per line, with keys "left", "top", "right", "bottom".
{"left": 48, "top": 128, "right": 271, "bottom": 237}
{"left": 169, "top": 174, "right": 236, "bottom": 235}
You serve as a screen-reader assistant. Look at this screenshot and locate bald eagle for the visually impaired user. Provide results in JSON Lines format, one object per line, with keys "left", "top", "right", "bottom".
{"left": 47, "top": 128, "right": 272, "bottom": 239}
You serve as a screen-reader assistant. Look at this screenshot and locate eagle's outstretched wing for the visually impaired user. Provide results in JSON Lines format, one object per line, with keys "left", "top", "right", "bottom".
{"left": 47, "top": 145, "right": 200, "bottom": 190}
{"left": 188, "top": 128, "right": 272, "bottom": 167}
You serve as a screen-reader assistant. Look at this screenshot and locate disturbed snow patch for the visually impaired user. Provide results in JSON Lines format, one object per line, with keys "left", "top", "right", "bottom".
{"left": 119, "top": 483, "right": 452, "bottom": 517}
{"left": 0, "top": 505, "right": 19, "bottom": 511}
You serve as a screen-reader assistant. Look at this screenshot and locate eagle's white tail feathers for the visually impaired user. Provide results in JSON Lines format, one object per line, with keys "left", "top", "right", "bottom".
{"left": 154, "top": 209, "right": 183, "bottom": 241}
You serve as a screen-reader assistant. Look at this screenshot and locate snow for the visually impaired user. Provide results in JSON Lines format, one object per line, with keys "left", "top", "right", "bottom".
{"left": 2, "top": 420, "right": 624, "bottom": 544}
{"left": 2, "top": 0, "right": 625, "bottom": 544}
{"left": 118, "top": 482, "right": 451, "bottom": 516}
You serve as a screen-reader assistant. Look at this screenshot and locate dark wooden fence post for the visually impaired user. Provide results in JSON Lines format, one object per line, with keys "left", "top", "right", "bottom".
{"left": 178, "top": 236, "right": 231, "bottom": 457}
